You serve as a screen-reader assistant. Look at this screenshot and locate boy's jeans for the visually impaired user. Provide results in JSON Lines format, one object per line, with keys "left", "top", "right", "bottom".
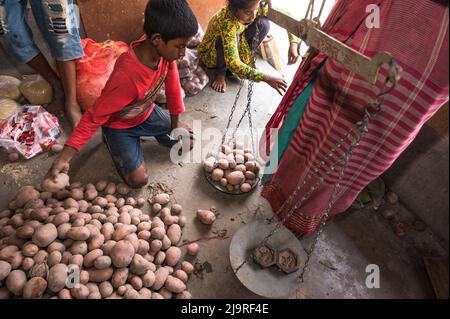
{"left": 0, "top": 0, "right": 83, "bottom": 63}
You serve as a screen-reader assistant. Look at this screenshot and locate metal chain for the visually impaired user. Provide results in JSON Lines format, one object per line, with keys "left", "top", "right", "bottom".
{"left": 223, "top": 11, "right": 262, "bottom": 153}
{"left": 234, "top": 61, "right": 400, "bottom": 279}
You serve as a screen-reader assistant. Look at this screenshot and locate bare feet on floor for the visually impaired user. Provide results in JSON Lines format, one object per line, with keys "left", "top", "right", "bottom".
{"left": 211, "top": 74, "right": 227, "bottom": 93}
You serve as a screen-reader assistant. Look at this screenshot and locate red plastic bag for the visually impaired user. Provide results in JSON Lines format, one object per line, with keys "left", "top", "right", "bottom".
{"left": 76, "top": 38, "right": 129, "bottom": 110}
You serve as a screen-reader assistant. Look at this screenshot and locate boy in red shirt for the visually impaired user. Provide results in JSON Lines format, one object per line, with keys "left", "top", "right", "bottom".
{"left": 47, "top": 0, "right": 198, "bottom": 188}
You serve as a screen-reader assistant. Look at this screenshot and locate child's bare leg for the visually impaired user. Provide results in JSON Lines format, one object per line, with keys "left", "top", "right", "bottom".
{"left": 124, "top": 163, "right": 149, "bottom": 189}
{"left": 212, "top": 73, "right": 227, "bottom": 93}
{"left": 56, "top": 60, "right": 82, "bottom": 128}
{"left": 27, "top": 53, "right": 64, "bottom": 115}
{"left": 213, "top": 37, "right": 228, "bottom": 93}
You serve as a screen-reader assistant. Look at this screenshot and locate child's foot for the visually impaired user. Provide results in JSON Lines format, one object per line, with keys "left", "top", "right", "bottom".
{"left": 211, "top": 74, "right": 227, "bottom": 93}
{"left": 65, "top": 101, "right": 83, "bottom": 129}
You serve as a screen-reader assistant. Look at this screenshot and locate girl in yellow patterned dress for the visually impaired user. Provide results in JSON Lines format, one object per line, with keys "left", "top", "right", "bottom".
{"left": 198, "top": 0, "right": 299, "bottom": 94}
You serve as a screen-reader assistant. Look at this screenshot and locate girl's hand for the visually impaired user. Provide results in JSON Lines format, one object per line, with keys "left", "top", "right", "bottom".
{"left": 263, "top": 74, "right": 288, "bottom": 96}
{"left": 288, "top": 42, "right": 300, "bottom": 65}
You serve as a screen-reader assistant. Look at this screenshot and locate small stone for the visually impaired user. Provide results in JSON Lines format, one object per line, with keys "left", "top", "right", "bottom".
{"left": 8, "top": 152, "right": 19, "bottom": 162}
{"left": 385, "top": 192, "right": 399, "bottom": 205}
{"left": 381, "top": 208, "right": 396, "bottom": 220}
{"left": 392, "top": 221, "right": 406, "bottom": 237}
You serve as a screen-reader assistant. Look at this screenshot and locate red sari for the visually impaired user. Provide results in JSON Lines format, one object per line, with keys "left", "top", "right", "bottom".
{"left": 261, "top": 0, "right": 449, "bottom": 235}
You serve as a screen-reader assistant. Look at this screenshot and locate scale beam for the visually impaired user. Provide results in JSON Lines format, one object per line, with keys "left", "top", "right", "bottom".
{"left": 267, "top": 4, "right": 393, "bottom": 84}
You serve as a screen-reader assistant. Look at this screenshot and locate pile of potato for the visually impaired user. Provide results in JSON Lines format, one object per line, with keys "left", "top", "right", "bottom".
{"left": 203, "top": 143, "right": 261, "bottom": 194}
{"left": 0, "top": 181, "right": 196, "bottom": 299}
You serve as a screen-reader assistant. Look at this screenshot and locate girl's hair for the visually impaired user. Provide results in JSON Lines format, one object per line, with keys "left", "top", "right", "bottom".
{"left": 228, "top": 0, "right": 261, "bottom": 11}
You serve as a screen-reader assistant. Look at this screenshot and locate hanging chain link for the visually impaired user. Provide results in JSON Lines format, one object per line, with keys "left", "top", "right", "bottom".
{"left": 235, "top": 60, "right": 401, "bottom": 280}
{"left": 223, "top": 8, "right": 262, "bottom": 154}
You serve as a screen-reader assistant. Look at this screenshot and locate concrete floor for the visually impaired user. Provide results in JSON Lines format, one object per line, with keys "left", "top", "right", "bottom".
{"left": 0, "top": 14, "right": 448, "bottom": 299}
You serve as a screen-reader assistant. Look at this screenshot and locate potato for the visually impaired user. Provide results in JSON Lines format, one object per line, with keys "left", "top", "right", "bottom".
{"left": 152, "top": 292, "right": 164, "bottom": 299}
{"left": 164, "top": 215, "right": 178, "bottom": 226}
{"left": 164, "top": 276, "right": 186, "bottom": 293}
{"left": 47, "top": 241, "right": 65, "bottom": 253}
{"left": 126, "top": 197, "right": 136, "bottom": 207}
{"left": 23, "top": 277, "right": 47, "bottom": 299}
{"left": 87, "top": 267, "right": 114, "bottom": 283}
{"left": 53, "top": 212, "right": 70, "bottom": 226}
{"left": 47, "top": 263, "right": 68, "bottom": 293}
{"left": 32, "top": 223, "right": 57, "bottom": 247}
{"left": 67, "top": 227, "right": 91, "bottom": 241}
{"left": 181, "top": 261, "right": 194, "bottom": 274}
{"left": 68, "top": 188, "right": 84, "bottom": 201}
{"left": 112, "top": 224, "right": 136, "bottom": 241}
{"left": 166, "top": 224, "right": 181, "bottom": 245}
{"left": 130, "top": 254, "right": 152, "bottom": 275}
{"left": 124, "top": 288, "right": 141, "bottom": 299}
{"left": 162, "top": 235, "right": 172, "bottom": 250}
{"left": 150, "top": 240, "right": 163, "bottom": 253}
{"left": 60, "top": 251, "right": 72, "bottom": 265}
{"left": 29, "top": 260, "right": 49, "bottom": 279}
{"left": 57, "top": 223, "right": 71, "bottom": 240}
{"left": 125, "top": 234, "right": 139, "bottom": 252}
{"left": 93, "top": 197, "right": 108, "bottom": 208}
{"left": 0, "top": 245, "right": 18, "bottom": 260}
{"left": 6, "top": 269, "right": 26, "bottom": 296}
{"left": 154, "top": 251, "right": 166, "bottom": 265}
{"left": 101, "top": 223, "right": 115, "bottom": 242}
{"left": 139, "top": 287, "right": 152, "bottom": 299}
{"left": 141, "top": 270, "right": 156, "bottom": 288}
{"left": 152, "top": 267, "right": 169, "bottom": 290}
{"left": 70, "top": 241, "right": 88, "bottom": 256}
{"left": 30, "top": 208, "right": 49, "bottom": 222}
{"left": 116, "top": 183, "right": 130, "bottom": 195}
{"left": 165, "top": 247, "right": 181, "bottom": 267}
{"left": 15, "top": 186, "right": 40, "bottom": 208}
{"left": 105, "top": 182, "right": 116, "bottom": 195}
{"left": 154, "top": 193, "right": 170, "bottom": 205}
{"left": 94, "top": 256, "right": 111, "bottom": 270}
{"left": 203, "top": 157, "right": 217, "bottom": 173}
{"left": 159, "top": 207, "right": 170, "bottom": 220}
{"left": 63, "top": 198, "right": 79, "bottom": 210}
{"left": 112, "top": 268, "right": 129, "bottom": 288}
{"left": 158, "top": 287, "right": 173, "bottom": 299}
{"left": 170, "top": 204, "right": 183, "bottom": 215}
{"left": 24, "top": 198, "right": 44, "bottom": 210}
{"left": 173, "top": 269, "right": 188, "bottom": 283}
{"left": 95, "top": 180, "right": 108, "bottom": 192}
{"left": 21, "top": 257, "right": 34, "bottom": 271}
{"left": 151, "top": 227, "right": 165, "bottom": 240}
{"left": 116, "top": 198, "right": 125, "bottom": 209}
{"left": 83, "top": 249, "right": 103, "bottom": 267}
{"left": 119, "top": 212, "right": 131, "bottom": 225}
{"left": 136, "top": 198, "right": 145, "bottom": 207}
{"left": 240, "top": 183, "right": 252, "bottom": 193}
{"left": 41, "top": 173, "right": 70, "bottom": 193}
{"left": 0, "top": 260, "right": 11, "bottom": 281}
{"left": 84, "top": 189, "right": 98, "bottom": 201}
{"left": 88, "top": 234, "right": 105, "bottom": 251}
{"left": 130, "top": 275, "right": 143, "bottom": 290}
{"left": 47, "top": 251, "right": 62, "bottom": 267}
{"left": 99, "top": 281, "right": 113, "bottom": 298}
{"left": 137, "top": 222, "right": 151, "bottom": 232}
{"left": 137, "top": 240, "right": 150, "bottom": 256}
{"left": 71, "top": 284, "right": 90, "bottom": 299}
{"left": 56, "top": 288, "right": 72, "bottom": 299}
{"left": 110, "top": 240, "right": 135, "bottom": 268}
{"left": 178, "top": 215, "right": 187, "bottom": 228}
{"left": 101, "top": 240, "right": 116, "bottom": 256}
{"left": 187, "top": 243, "right": 200, "bottom": 256}
{"left": 152, "top": 203, "right": 162, "bottom": 214}
{"left": 151, "top": 217, "right": 164, "bottom": 229}
{"left": 196, "top": 210, "right": 216, "bottom": 225}
{"left": 87, "top": 291, "right": 102, "bottom": 299}
{"left": 212, "top": 168, "right": 224, "bottom": 182}
{"left": 22, "top": 243, "right": 39, "bottom": 257}
{"left": 176, "top": 290, "right": 192, "bottom": 299}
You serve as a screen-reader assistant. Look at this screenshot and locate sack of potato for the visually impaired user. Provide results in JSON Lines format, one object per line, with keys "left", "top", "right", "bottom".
{"left": 204, "top": 143, "right": 261, "bottom": 194}
{"left": 0, "top": 181, "right": 195, "bottom": 299}
{"left": 176, "top": 48, "right": 209, "bottom": 97}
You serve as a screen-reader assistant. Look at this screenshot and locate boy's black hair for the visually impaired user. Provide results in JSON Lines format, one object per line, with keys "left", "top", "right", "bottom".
{"left": 144, "top": 0, "right": 198, "bottom": 42}
{"left": 228, "top": 0, "right": 261, "bottom": 11}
